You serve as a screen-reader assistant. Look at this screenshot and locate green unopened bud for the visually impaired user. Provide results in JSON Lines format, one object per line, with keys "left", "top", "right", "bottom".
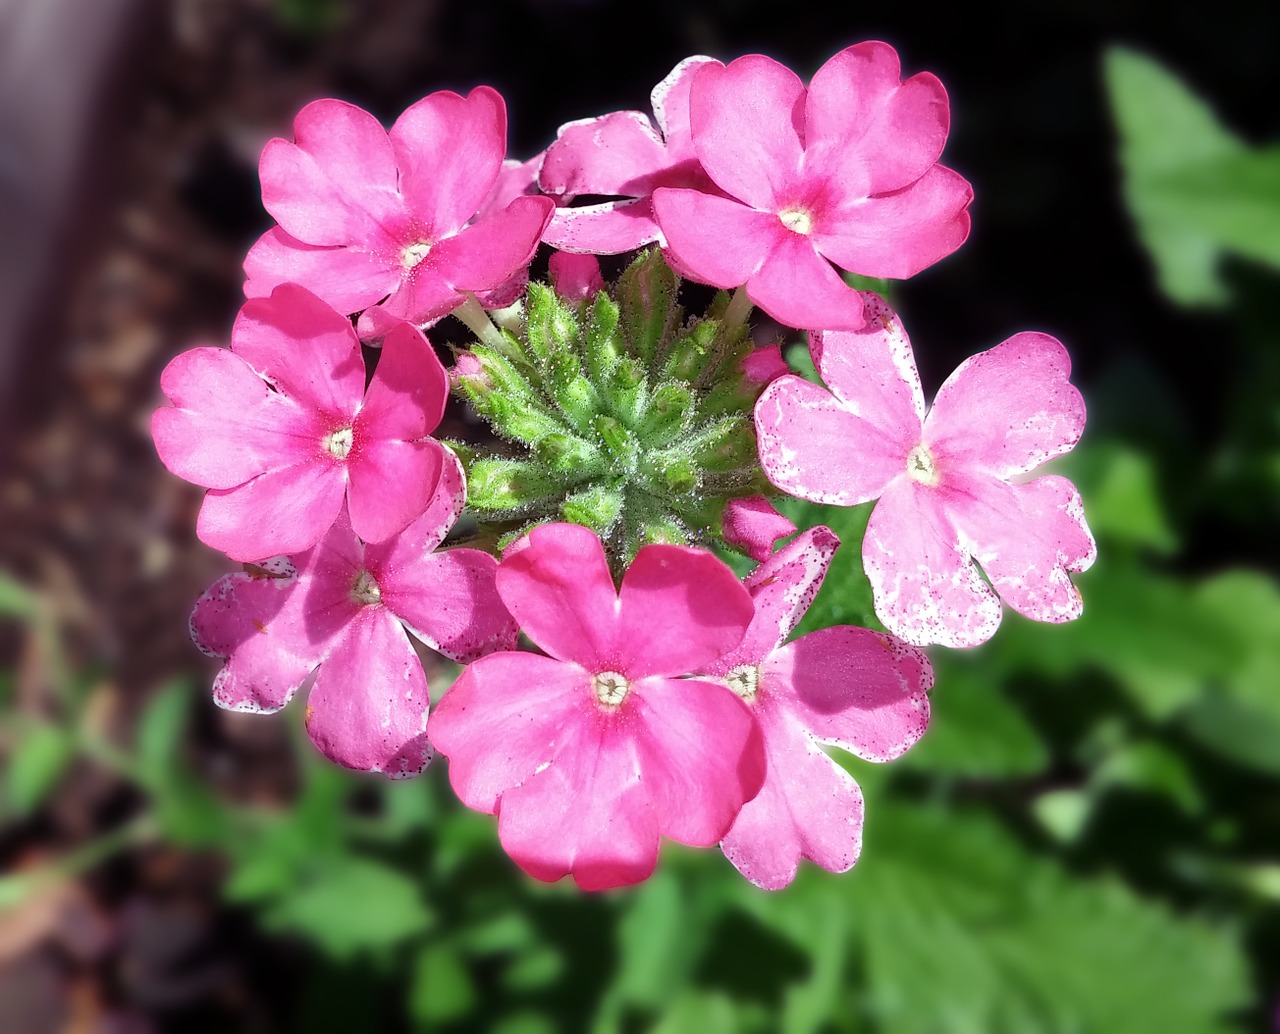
{"left": 693, "top": 418, "right": 757, "bottom": 473}
{"left": 661, "top": 320, "right": 720, "bottom": 384}
{"left": 616, "top": 249, "right": 679, "bottom": 366}
{"left": 654, "top": 455, "right": 699, "bottom": 495}
{"left": 547, "top": 350, "right": 600, "bottom": 434}
{"left": 535, "top": 433, "right": 603, "bottom": 477}
{"left": 525, "top": 283, "right": 580, "bottom": 362}
{"left": 467, "top": 458, "right": 561, "bottom": 513}
{"left": 480, "top": 393, "right": 567, "bottom": 446}
{"left": 631, "top": 516, "right": 689, "bottom": 554}
{"left": 604, "top": 357, "right": 647, "bottom": 428}
{"left": 636, "top": 383, "right": 693, "bottom": 447}
{"left": 593, "top": 415, "right": 641, "bottom": 473}
{"left": 561, "top": 484, "right": 624, "bottom": 536}
{"left": 584, "top": 292, "right": 622, "bottom": 384}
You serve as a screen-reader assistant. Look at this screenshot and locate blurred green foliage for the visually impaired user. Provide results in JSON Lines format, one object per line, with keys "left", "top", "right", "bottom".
{"left": 4, "top": 45, "right": 1280, "bottom": 1034}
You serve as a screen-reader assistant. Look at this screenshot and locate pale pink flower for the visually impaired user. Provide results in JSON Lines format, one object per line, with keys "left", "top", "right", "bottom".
{"left": 698, "top": 527, "right": 932, "bottom": 889}
{"left": 189, "top": 457, "right": 517, "bottom": 776}
{"left": 539, "top": 56, "right": 720, "bottom": 254}
{"left": 755, "top": 292, "right": 1096, "bottom": 647}
{"left": 152, "top": 284, "right": 449, "bottom": 562}
{"left": 428, "top": 523, "right": 765, "bottom": 891}
{"left": 243, "top": 92, "right": 553, "bottom": 330}
{"left": 651, "top": 42, "right": 972, "bottom": 331}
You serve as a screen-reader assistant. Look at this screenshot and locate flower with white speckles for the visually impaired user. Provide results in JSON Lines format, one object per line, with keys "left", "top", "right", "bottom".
{"left": 697, "top": 527, "right": 932, "bottom": 889}
{"left": 188, "top": 454, "right": 516, "bottom": 777}
{"left": 755, "top": 292, "right": 1096, "bottom": 647}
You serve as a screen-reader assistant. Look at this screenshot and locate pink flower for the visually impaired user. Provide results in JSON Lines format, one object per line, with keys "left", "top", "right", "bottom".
{"left": 243, "top": 92, "right": 553, "bottom": 330}
{"left": 428, "top": 523, "right": 765, "bottom": 891}
{"left": 189, "top": 455, "right": 517, "bottom": 776}
{"left": 698, "top": 527, "right": 932, "bottom": 889}
{"left": 755, "top": 292, "right": 1096, "bottom": 647}
{"left": 152, "top": 284, "right": 449, "bottom": 562}
{"left": 721, "top": 495, "right": 796, "bottom": 561}
{"left": 651, "top": 42, "right": 972, "bottom": 331}
{"left": 539, "top": 56, "right": 720, "bottom": 254}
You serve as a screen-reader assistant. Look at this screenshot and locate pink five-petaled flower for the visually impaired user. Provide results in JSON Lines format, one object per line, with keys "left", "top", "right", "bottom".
{"left": 755, "top": 292, "right": 1097, "bottom": 648}
{"left": 188, "top": 453, "right": 518, "bottom": 776}
{"left": 651, "top": 42, "right": 972, "bottom": 331}
{"left": 428, "top": 522, "right": 765, "bottom": 891}
{"left": 697, "top": 527, "right": 932, "bottom": 889}
{"left": 539, "top": 56, "right": 720, "bottom": 254}
{"left": 243, "top": 91, "right": 554, "bottom": 332}
{"left": 152, "top": 283, "right": 448, "bottom": 563}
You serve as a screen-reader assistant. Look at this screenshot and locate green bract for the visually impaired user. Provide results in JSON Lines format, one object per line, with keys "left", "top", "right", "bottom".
{"left": 453, "top": 250, "right": 771, "bottom": 569}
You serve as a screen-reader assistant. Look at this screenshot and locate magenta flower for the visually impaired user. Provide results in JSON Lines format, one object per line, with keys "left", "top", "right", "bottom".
{"left": 539, "top": 56, "right": 720, "bottom": 254}
{"left": 698, "top": 527, "right": 932, "bottom": 889}
{"left": 651, "top": 42, "right": 972, "bottom": 331}
{"left": 189, "top": 456, "right": 518, "bottom": 776}
{"left": 755, "top": 292, "right": 1097, "bottom": 647}
{"left": 152, "top": 284, "right": 449, "bottom": 562}
{"left": 243, "top": 92, "right": 553, "bottom": 329}
{"left": 428, "top": 523, "right": 765, "bottom": 891}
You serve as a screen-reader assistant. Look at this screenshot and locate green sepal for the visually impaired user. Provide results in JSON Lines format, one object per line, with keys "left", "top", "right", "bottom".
{"left": 560, "top": 484, "right": 625, "bottom": 536}
{"left": 535, "top": 433, "right": 604, "bottom": 478}
{"left": 653, "top": 455, "right": 699, "bottom": 495}
{"left": 616, "top": 249, "right": 680, "bottom": 367}
{"left": 466, "top": 458, "right": 564, "bottom": 513}
{"left": 687, "top": 415, "right": 755, "bottom": 472}
{"left": 474, "top": 392, "right": 568, "bottom": 447}
{"left": 547, "top": 350, "right": 601, "bottom": 434}
{"left": 661, "top": 320, "right": 721, "bottom": 384}
{"left": 593, "top": 415, "right": 641, "bottom": 473}
{"left": 583, "top": 292, "right": 623, "bottom": 385}
{"left": 636, "top": 382, "right": 694, "bottom": 447}
{"left": 603, "top": 357, "right": 648, "bottom": 428}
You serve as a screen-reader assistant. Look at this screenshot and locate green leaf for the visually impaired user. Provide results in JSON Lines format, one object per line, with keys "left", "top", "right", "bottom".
{"left": 136, "top": 680, "right": 194, "bottom": 784}
{"left": 7, "top": 724, "right": 74, "bottom": 814}
{"left": 853, "top": 804, "right": 1250, "bottom": 1032}
{"left": 409, "top": 941, "right": 477, "bottom": 1024}
{"left": 1064, "top": 441, "right": 1177, "bottom": 553}
{"left": 260, "top": 855, "right": 433, "bottom": 959}
{"left": 777, "top": 498, "right": 879, "bottom": 636}
{"left": 899, "top": 666, "right": 1049, "bottom": 778}
{"left": 0, "top": 571, "right": 35, "bottom": 619}
{"left": 1105, "top": 46, "right": 1269, "bottom": 306}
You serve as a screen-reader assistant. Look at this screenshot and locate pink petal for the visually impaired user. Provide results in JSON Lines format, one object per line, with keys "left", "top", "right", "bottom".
{"left": 805, "top": 42, "right": 950, "bottom": 196}
{"left": 430, "top": 653, "right": 591, "bottom": 813}
{"left": 651, "top": 189, "right": 778, "bottom": 288}
{"left": 497, "top": 714, "right": 660, "bottom": 890}
{"left": 542, "top": 199, "right": 663, "bottom": 254}
{"left": 614, "top": 545, "right": 754, "bottom": 678}
{"left": 373, "top": 266, "right": 463, "bottom": 328}
{"left": 721, "top": 495, "right": 798, "bottom": 563}
{"left": 242, "top": 227, "right": 398, "bottom": 316}
{"left": 232, "top": 285, "right": 367, "bottom": 420}
{"left": 382, "top": 547, "right": 516, "bottom": 663}
{"left": 475, "top": 155, "right": 543, "bottom": 222}
{"left": 539, "top": 111, "right": 671, "bottom": 197}
{"left": 368, "top": 444, "right": 466, "bottom": 557}
{"left": 689, "top": 55, "right": 804, "bottom": 211}
{"left": 755, "top": 375, "right": 904, "bottom": 505}
{"left": 630, "top": 675, "right": 765, "bottom": 846}
{"left": 943, "top": 473, "right": 1096, "bottom": 624}
{"left": 152, "top": 347, "right": 325, "bottom": 489}
{"left": 862, "top": 477, "right": 1002, "bottom": 647}
{"left": 548, "top": 251, "right": 605, "bottom": 303}
{"left": 426, "top": 195, "right": 554, "bottom": 293}
{"left": 390, "top": 87, "right": 506, "bottom": 236}
{"left": 346, "top": 438, "right": 444, "bottom": 544}
{"left": 924, "top": 332, "right": 1086, "bottom": 478}
{"left": 190, "top": 568, "right": 323, "bottom": 714}
{"left": 259, "top": 100, "right": 407, "bottom": 247}
{"left": 720, "top": 702, "right": 863, "bottom": 889}
{"left": 651, "top": 56, "right": 719, "bottom": 161}
{"left": 355, "top": 321, "right": 448, "bottom": 439}
{"left": 772, "top": 626, "right": 932, "bottom": 761}
{"left": 711, "top": 526, "right": 841, "bottom": 672}
{"left": 304, "top": 608, "right": 433, "bottom": 777}
{"left": 495, "top": 523, "right": 622, "bottom": 669}
{"left": 811, "top": 294, "right": 927, "bottom": 436}
{"left": 812, "top": 164, "right": 972, "bottom": 279}
{"left": 746, "top": 232, "right": 866, "bottom": 331}
{"left": 197, "top": 460, "right": 346, "bottom": 562}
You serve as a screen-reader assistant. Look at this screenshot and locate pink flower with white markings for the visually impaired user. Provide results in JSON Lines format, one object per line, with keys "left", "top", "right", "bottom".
{"left": 539, "top": 56, "right": 720, "bottom": 254}
{"left": 189, "top": 455, "right": 517, "bottom": 776}
{"left": 428, "top": 522, "right": 765, "bottom": 891}
{"left": 651, "top": 42, "right": 972, "bottom": 331}
{"left": 755, "top": 292, "right": 1096, "bottom": 647}
{"left": 152, "top": 284, "right": 449, "bottom": 562}
{"left": 698, "top": 527, "right": 932, "bottom": 889}
{"left": 243, "top": 92, "right": 553, "bottom": 331}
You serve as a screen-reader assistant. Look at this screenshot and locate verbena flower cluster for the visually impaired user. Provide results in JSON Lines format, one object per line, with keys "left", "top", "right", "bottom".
{"left": 153, "top": 43, "right": 1095, "bottom": 891}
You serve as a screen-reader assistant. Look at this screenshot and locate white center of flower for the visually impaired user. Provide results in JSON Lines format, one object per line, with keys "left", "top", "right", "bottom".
{"left": 350, "top": 569, "right": 381, "bottom": 606}
{"left": 593, "top": 670, "right": 630, "bottom": 708}
{"left": 725, "top": 664, "right": 761, "bottom": 704}
{"left": 322, "top": 426, "right": 354, "bottom": 460}
{"left": 778, "top": 207, "right": 814, "bottom": 235}
{"left": 401, "top": 241, "right": 432, "bottom": 270}
{"left": 906, "top": 443, "right": 940, "bottom": 487}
